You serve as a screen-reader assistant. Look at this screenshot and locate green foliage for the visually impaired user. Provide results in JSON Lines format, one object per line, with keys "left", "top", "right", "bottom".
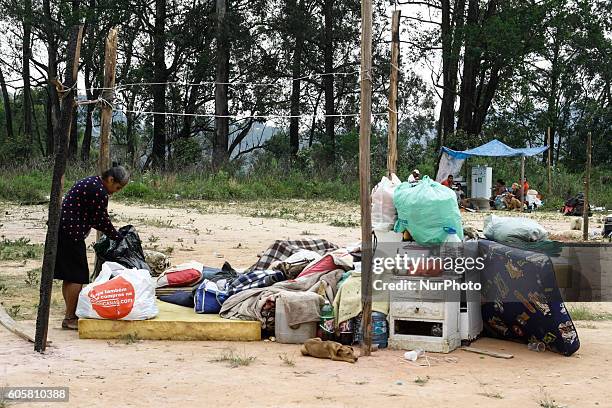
{"left": 0, "top": 238, "right": 44, "bottom": 261}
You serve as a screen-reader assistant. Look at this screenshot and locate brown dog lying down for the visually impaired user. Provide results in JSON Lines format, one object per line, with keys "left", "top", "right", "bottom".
{"left": 300, "top": 338, "right": 359, "bottom": 363}
{"left": 503, "top": 195, "right": 523, "bottom": 211}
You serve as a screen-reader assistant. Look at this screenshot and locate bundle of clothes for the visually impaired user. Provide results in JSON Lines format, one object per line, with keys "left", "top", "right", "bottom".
{"left": 153, "top": 239, "right": 388, "bottom": 344}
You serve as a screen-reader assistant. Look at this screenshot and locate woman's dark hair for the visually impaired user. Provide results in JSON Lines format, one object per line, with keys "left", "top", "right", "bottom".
{"left": 102, "top": 166, "right": 130, "bottom": 185}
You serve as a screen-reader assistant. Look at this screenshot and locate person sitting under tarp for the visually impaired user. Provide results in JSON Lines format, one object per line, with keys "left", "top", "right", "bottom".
{"left": 490, "top": 179, "right": 509, "bottom": 209}
{"left": 441, "top": 174, "right": 454, "bottom": 188}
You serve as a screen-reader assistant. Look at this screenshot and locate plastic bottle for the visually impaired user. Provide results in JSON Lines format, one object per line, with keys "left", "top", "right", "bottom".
{"left": 440, "top": 227, "right": 464, "bottom": 273}
{"left": 317, "top": 301, "right": 335, "bottom": 341}
{"left": 404, "top": 349, "right": 424, "bottom": 361}
{"left": 528, "top": 342, "right": 546, "bottom": 352}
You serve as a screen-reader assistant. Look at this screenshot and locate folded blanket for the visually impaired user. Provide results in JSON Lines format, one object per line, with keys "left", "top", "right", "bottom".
{"left": 248, "top": 239, "right": 338, "bottom": 272}
{"left": 220, "top": 269, "right": 343, "bottom": 328}
{"left": 332, "top": 271, "right": 389, "bottom": 327}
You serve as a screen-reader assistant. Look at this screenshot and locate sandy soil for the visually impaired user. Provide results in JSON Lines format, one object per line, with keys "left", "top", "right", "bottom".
{"left": 1, "top": 200, "right": 611, "bottom": 407}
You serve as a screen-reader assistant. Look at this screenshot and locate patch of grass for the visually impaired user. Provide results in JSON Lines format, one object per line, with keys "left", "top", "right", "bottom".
{"left": 414, "top": 376, "right": 430, "bottom": 386}
{"left": 0, "top": 238, "right": 43, "bottom": 261}
{"left": 329, "top": 218, "right": 359, "bottom": 227}
{"left": 538, "top": 387, "right": 565, "bottom": 408}
{"left": 479, "top": 391, "right": 503, "bottom": 399}
{"left": 211, "top": 348, "right": 256, "bottom": 368}
{"left": 278, "top": 353, "right": 295, "bottom": 367}
{"left": 0, "top": 282, "right": 9, "bottom": 295}
{"left": 25, "top": 268, "right": 40, "bottom": 287}
{"left": 117, "top": 333, "right": 139, "bottom": 345}
{"left": 6, "top": 304, "right": 21, "bottom": 319}
{"left": 568, "top": 304, "right": 612, "bottom": 321}
{"left": 140, "top": 217, "right": 176, "bottom": 229}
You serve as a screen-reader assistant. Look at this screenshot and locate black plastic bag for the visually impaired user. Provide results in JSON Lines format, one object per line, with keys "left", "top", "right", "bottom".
{"left": 94, "top": 225, "right": 150, "bottom": 271}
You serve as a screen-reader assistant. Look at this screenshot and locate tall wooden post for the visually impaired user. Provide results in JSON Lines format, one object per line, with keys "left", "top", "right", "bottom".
{"left": 520, "top": 155, "right": 525, "bottom": 212}
{"left": 582, "top": 132, "right": 591, "bottom": 241}
{"left": 387, "top": 10, "right": 400, "bottom": 176}
{"left": 98, "top": 28, "right": 118, "bottom": 175}
{"left": 35, "top": 25, "right": 84, "bottom": 352}
{"left": 359, "top": 0, "right": 373, "bottom": 356}
{"left": 93, "top": 28, "right": 118, "bottom": 279}
{"left": 547, "top": 127, "right": 552, "bottom": 195}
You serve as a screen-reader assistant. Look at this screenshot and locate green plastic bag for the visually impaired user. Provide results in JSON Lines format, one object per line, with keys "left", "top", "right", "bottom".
{"left": 393, "top": 176, "right": 464, "bottom": 244}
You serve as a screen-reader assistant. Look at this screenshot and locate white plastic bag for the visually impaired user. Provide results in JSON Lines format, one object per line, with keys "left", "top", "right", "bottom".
{"left": 483, "top": 215, "right": 549, "bottom": 244}
{"left": 76, "top": 262, "right": 158, "bottom": 320}
{"left": 371, "top": 173, "right": 401, "bottom": 231}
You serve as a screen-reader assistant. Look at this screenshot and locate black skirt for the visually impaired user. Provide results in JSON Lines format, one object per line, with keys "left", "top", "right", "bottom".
{"left": 54, "top": 231, "right": 90, "bottom": 284}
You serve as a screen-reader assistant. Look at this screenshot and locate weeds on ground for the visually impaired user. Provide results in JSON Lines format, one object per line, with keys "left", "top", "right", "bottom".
{"left": 140, "top": 217, "right": 175, "bottom": 229}
{"left": 24, "top": 268, "right": 40, "bottom": 287}
{"left": 6, "top": 305, "right": 21, "bottom": 319}
{"left": 0, "top": 238, "right": 43, "bottom": 261}
{"left": 538, "top": 387, "right": 565, "bottom": 408}
{"left": 211, "top": 348, "right": 256, "bottom": 367}
{"left": 329, "top": 218, "right": 359, "bottom": 227}
{"left": 478, "top": 391, "right": 504, "bottom": 399}
{"left": 568, "top": 304, "right": 612, "bottom": 321}
{"left": 117, "top": 333, "right": 140, "bottom": 345}
{"left": 414, "top": 376, "right": 430, "bottom": 386}
{"left": 278, "top": 353, "right": 295, "bottom": 367}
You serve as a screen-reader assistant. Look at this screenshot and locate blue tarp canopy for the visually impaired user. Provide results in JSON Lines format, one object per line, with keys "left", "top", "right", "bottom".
{"left": 441, "top": 139, "right": 548, "bottom": 160}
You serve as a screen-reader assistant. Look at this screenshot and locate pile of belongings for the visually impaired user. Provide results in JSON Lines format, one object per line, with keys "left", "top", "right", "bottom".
{"left": 561, "top": 192, "right": 591, "bottom": 216}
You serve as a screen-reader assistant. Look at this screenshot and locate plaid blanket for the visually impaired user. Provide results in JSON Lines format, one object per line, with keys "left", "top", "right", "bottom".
{"left": 226, "top": 270, "right": 286, "bottom": 296}
{"left": 247, "top": 239, "right": 338, "bottom": 272}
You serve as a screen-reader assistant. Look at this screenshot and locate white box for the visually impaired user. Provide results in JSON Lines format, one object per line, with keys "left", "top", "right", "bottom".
{"left": 471, "top": 166, "right": 493, "bottom": 199}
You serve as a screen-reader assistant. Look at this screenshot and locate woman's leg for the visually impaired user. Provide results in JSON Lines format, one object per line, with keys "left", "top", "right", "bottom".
{"left": 62, "top": 281, "right": 83, "bottom": 319}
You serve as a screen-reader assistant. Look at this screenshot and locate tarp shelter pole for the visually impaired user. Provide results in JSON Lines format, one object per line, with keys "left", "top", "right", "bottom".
{"left": 386, "top": 10, "right": 400, "bottom": 177}
{"left": 93, "top": 28, "right": 118, "bottom": 279}
{"left": 34, "top": 25, "right": 84, "bottom": 353}
{"left": 520, "top": 155, "right": 525, "bottom": 212}
{"left": 359, "top": 0, "right": 373, "bottom": 356}
{"left": 583, "top": 132, "right": 591, "bottom": 241}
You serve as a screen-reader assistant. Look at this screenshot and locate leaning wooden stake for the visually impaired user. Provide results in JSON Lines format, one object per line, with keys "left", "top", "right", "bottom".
{"left": 386, "top": 10, "right": 400, "bottom": 177}
{"left": 93, "top": 28, "right": 119, "bottom": 279}
{"left": 359, "top": 0, "right": 373, "bottom": 356}
{"left": 582, "top": 131, "right": 591, "bottom": 241}
{"left": 547, "top": 127, "right": 552, "bottom": 195}
{"left": 34, "top": 25, "right": 84, "bottom": 353}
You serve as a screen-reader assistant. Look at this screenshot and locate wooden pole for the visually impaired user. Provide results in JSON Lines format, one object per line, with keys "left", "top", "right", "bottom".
{"left": 93, "top": 28, "right": 118, "bottom": 279}
{"left": 583, "top": 132, "right": 591, "bottom": 241}
{"left": 520, "top": 155, "right": 525, "bottom": 212}
{"left": 386, "top": 10, "right": 400, "bottom": 177}
{"left": 98, "top": 28, "right": 118, "bottom": 175}
{"left": 34, "top": 25, "right": 84, "bottom": 352}
{"left": 359, "top": 0, "right": 373, "bottom": 356}
{"left": 547, "top": 127, "right": 552, "bottom": 195}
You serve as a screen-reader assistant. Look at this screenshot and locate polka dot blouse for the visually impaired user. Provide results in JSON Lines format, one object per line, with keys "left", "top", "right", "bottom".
{"left": 60, "top": 176, "right": 121, "bottom": 241}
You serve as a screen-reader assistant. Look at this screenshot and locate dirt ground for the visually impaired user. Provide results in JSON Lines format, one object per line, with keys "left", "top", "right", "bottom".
{"left": 1, "top": 200, "right": 611, "bottom": 407}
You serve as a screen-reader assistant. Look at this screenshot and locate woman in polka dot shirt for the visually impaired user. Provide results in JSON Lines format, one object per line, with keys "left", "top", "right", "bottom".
{"left": 55, "top": 166, "right": 130, "bottom": 329}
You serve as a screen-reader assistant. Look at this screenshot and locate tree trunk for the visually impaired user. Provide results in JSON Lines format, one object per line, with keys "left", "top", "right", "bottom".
{"left": 213, "top": 0, "right": 230, "bottom": 170}
{"left": 68, "top": 105, "right": 79, "bottom": 158}
{"left": 457, "top": 0, "right": 479, "bottom": 132}
{"left": 22, "top": 0, "right": 33, "bottom": 147}
{"left": 0, "top": 67, "right": 13, "bottom": 141}
{"left": 81, "top": 103, "right": 94, "bottom": 162}
{"left": 151, "top": 0, "right": 167, "bottom": 170}
{"left": 323, "top": 0, "right": 335, "bottom": 160}
{"left": 288, "top": 0, "right": 306, "bottom": 158}
{"left": 544, "top": 31, "right": 560, "bottom": 164}
{"left": 43, "top": 0, "right": 61, "bottom": 156}
{"left": 126, "top": 92, "right": 137, "bottom": 167}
